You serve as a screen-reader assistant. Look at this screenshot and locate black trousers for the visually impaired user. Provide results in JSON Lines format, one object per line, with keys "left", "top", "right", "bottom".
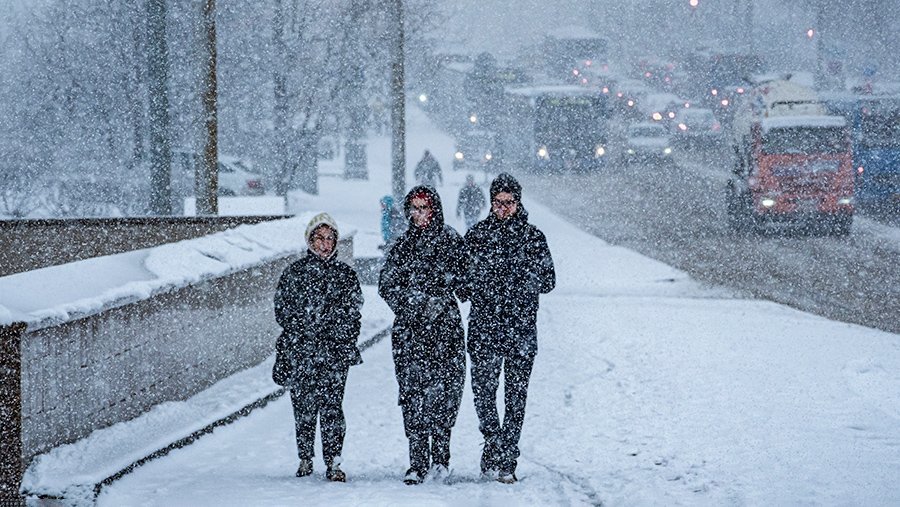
{"left": 289, "top": 364, "right": 349, "bottom": 466}
{"left": 397, "top": 354, "right": 465, "bottom": 472}
{"left": 470, "top": 352, "right": 535, "bottom": 474}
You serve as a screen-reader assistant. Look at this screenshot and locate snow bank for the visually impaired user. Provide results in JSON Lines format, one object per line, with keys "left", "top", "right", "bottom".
{"left": 0, "top": 212, "right": 358, "bottom": 327}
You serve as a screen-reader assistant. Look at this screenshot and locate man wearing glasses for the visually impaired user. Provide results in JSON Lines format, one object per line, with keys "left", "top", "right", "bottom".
{"left": 463, "top": 173, "right": 556, "bottom": 484}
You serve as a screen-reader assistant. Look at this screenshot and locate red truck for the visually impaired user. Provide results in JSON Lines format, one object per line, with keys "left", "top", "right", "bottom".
{"left": 726, "top": 80, "right": 854, "bottom": 235}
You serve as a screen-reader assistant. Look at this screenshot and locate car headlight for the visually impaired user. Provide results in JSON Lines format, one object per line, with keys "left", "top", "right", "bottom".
{"left": 627, "top": 148, "right": 635, "bottom": 154}
{"left": 537, "top": 147, "right": 549, "bottom": 159}
{"left": 761, "top": 197, "right": 776, "bottom": 208}
{"left": 663, "top": 147, "right": 673, "bottom": 155}
{"left": 454, "top": 151, "right": 464, "bottom": 160}
{"left": 594, "top": 145, "right": 606, "bottom": 157}
{"left": 838, "top": 197, "right": 852, "bottom": 205}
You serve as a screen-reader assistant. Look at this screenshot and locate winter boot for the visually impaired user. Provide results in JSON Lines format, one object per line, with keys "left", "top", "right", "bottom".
{"left": 497, "top": 471, "right": 518, "bottom": 484}
{"left": 325, "top": 463, "right": 346, "bottom": 483}
{"left": 295, "top": 459, "right": 314, "bottom": 478}
{"left": 403, "top": 467, "right": 427, "bottom": 485}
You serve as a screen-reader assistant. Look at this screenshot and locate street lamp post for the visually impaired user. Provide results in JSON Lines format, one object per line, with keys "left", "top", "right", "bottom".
{"left": 390, "top": 0, "right": 406, "bottom": 204}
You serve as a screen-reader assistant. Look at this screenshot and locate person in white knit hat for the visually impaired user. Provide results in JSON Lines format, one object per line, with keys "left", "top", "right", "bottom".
{"left": 273, "top": 212, "right": 363, "bottom": 482}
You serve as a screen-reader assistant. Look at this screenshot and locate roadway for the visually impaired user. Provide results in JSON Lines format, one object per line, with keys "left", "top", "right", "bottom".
{"left": 519, "top": 143, "right": 900, "bottom": 336}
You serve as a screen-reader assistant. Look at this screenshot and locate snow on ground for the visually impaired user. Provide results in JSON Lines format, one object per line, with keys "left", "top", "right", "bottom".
{"left": 19, "top": 104, "right": 900, "bottom": 506}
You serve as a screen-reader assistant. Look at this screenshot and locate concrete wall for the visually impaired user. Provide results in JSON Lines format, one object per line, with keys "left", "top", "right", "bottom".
{"left": 0, "top": 216, "right": 291, "bottom": 277}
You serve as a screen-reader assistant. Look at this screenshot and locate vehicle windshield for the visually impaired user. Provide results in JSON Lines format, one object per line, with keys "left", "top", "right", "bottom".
{"left": 535, "top": 96, "right": 607, "bottom": 146}
{"left": 679, "top": 110, "right": 715, "bottom": 126}
{"left": 629, "top": 125, "right": 666, "bottom": 137}
{"left": 761, "top": 127, "right": 846, "bottom": 155}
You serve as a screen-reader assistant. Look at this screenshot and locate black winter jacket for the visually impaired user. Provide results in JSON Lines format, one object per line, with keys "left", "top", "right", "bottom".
{"left": 274, "top": 251, "right": 363, "bottom": 386}
{"left": 464, "top": 206, "right": 555, "bottom": 358}
{"left": 378, "top": 186, "right": 467, "bottom": 406}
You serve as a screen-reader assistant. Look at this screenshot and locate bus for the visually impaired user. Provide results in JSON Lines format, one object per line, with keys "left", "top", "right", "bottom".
{"left": 824, "top": 94, "right": 900, "bottom": 210}
{"left": 498, "top": 85, "right": 611, "bottom": 173}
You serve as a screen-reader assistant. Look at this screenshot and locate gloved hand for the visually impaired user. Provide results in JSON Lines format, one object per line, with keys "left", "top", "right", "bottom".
{"left": 424, "top": 296, "right": 448, "bottom": 319}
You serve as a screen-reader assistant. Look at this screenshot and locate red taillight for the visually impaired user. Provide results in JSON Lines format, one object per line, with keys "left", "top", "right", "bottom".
{"left": 247, "top": 179, "right": 262, "bottom": 188}
{"left": 857, "top": 166, "right": 864, "bottom": 175}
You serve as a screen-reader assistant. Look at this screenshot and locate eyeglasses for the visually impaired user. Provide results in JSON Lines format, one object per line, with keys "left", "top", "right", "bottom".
{"left": 312, "top": 234, "right": 336, "bottom": 243}
{"left": 491, "top": 198, "right": 517, "bottom": 208}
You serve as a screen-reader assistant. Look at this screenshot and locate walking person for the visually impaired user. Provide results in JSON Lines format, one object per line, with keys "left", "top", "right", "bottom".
{"left": 456, "top": 174, "right": 487, "bottom": 230}
{"left": 378, "top": 185, "right": 467, "bottom": 485}
{"left": 463, "top": 173, "right": 556, "bottom": 484}
{"left": 273, "top": 212, "right": 363, "bottom": 482}
{"left": 414, "top": 150, "right": 443, "bottom": 187}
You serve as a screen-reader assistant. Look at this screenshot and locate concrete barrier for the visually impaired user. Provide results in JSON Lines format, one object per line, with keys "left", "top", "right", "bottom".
{"left": 0, "top": 216, "right": 291, "bottom": 277}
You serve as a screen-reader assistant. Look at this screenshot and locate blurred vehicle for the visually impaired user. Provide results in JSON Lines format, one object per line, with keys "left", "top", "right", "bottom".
{"left": 497, "top": 85, "right": 611, "bottom": 173}
{"left": 173, "top": 150, "right": 265, "bottom": 198}
{"left": 453, "top": 129, "right": 500, "bottom": 172}
{"left": 671, "top": 107, "right": 723, "bottom": 148}
{"left": 622, "top": 122, "right": 674, "bottom": 163}
{"left": 727, "top": 80, "right": 853, "bottom": 235}
{"left": 824, "top": 93, "right": 900, "bottom": 212}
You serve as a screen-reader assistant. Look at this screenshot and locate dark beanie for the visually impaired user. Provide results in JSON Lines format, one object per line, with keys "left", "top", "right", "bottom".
{"left": 489, "top": 173, "right": 522, "bottom": 201}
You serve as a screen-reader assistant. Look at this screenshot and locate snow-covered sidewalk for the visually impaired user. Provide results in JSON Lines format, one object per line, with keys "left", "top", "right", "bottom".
{"left": 23, "top": 106, "right": 900, "bottom": 506}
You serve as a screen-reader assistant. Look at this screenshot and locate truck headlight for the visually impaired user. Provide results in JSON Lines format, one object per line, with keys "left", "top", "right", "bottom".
{"left": 454, "top": 151, "right": 464, "bottom": 161}
{"left": 537, "top": 147, "right": 549, "bottom": 159}
{"left": 663, "top": 147, "right": 673, "bottom": 155}
{"left": 594, "top": 145, "right": 606, "bottom": 157}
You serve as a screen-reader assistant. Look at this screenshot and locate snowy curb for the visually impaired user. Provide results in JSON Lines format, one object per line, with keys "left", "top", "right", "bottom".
{"left": 21, "top": 327, "right": 391, "bottom": 503}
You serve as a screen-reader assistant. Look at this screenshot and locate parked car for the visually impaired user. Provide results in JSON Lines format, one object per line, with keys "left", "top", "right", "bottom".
{"left": 172, "top": 150, "right": 265, "bottom": 197}
{"left": 622, "top": 122, "right": 674, "bottom": 164}
{"left": 671, "top": 107, "right": 723, "bottom": 148}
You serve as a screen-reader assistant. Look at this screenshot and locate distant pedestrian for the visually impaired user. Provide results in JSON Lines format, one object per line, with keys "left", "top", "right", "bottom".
{"left": 378, "top": 185, "right": 467, "bottom": 485}
{"left": 414, "top": 150, "right": 443, "bottom": 187}
{"left": 379, "top": 195, "right": 405, "bottom": 248}
{"left": 273, "top": 212, "right": 363, "bottom": 482}
{"left": 456, "top": 174, "right": 487, "bottom": 230}
{"left": 463, "top": 173, "right": 556, "bottom": 484}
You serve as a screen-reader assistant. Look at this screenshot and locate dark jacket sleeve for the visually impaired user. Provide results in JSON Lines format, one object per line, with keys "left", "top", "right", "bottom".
{"left": 378, "top": 241, "right": 425, "bottom": 316}
{"left": 325, "top": 265, "right": 363, "bottom": 345}
{"left": 449, "top": 229, "right": 470, "bottom": 302}
{"left": 531, "top": 229, "right": 556, "bottom": 294}
{"left": 274, "top": 264, "right": 307, "bottom": 335}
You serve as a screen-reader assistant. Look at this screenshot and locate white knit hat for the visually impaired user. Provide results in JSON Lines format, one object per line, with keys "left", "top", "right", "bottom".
{"left": 305, "top": 212, "right": 339, "bottom": 254}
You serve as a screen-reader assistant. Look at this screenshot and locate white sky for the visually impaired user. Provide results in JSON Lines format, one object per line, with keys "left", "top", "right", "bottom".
{"left": 16, "top": 104, "right": 900, "bottom": 505}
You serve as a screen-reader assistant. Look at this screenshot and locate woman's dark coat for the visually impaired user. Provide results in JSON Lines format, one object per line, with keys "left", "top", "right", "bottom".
{"left": 378, "top": 186, "right": 467, "bottom": 434}
{"left": 273, "top": 251, "right": 363, "bottom": 388}
{"left": 464, "top": 205, "right": 555, "bottom": 359}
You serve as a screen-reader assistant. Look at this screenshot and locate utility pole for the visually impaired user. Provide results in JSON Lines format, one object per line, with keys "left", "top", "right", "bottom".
{"left": 147, "top": 0, "right": 172, "bottom": 215}
{"left": 390, "top": 0, "right": 406, "bottom": 204}
{"left": 199, "top": 0, "right": 218, "bottom": 214}
{"left": 344, "top": 0, "right": 368, "bottom": 179}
